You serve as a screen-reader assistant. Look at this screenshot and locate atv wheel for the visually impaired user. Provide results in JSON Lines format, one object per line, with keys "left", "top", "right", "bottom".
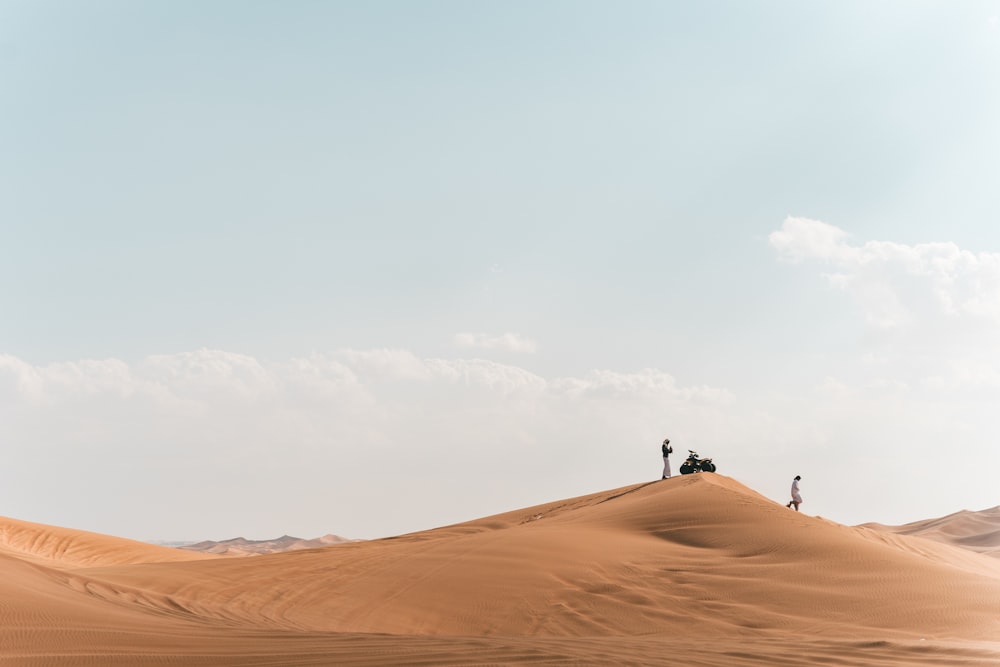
{"left": 679, "top": 464, "right": 695, "bottom": 475}
{"left": 700, "top": 462, "right": 716, "bottom": 473}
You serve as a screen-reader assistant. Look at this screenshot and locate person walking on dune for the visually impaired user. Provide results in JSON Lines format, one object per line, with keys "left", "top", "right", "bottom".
{"left": 786, "top": 475, "right": 803, "bottom": 511}
{"left": 661, "top": 438, "right": 673, "bottom": 479}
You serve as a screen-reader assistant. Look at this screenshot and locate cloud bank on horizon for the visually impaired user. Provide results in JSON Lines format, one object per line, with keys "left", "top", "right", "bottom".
{"left": 0, "top": 346, "right": 739, "bottom": 540}
{"left": 2, "top": 220, "right": 999, "bottom": 541}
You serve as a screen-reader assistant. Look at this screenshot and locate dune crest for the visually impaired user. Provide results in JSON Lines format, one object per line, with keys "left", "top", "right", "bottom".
{"left": 862, "top": 506, "right": 1000, "bottom": 558}
{"left": 0, "top": 515, "right": 215, "bottom": 569}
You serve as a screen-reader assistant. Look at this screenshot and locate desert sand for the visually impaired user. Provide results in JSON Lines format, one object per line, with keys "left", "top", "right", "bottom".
{"left": 2, "top": 473, "right": 999, "bottom": 666}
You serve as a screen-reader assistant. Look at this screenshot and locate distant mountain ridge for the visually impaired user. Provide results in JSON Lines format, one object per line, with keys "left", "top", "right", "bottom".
{"left": 179, "top": 534, "right": 354, "bottom": 556}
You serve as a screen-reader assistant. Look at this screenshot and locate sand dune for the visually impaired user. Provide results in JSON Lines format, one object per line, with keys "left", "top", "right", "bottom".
{"left": 3, "top": 474, "right": 999, "bottom": 666}
{"left": 0, "top": 515, "right": 215, "bottom": 569}
{"left": 862, "top": 506, "right": 1000, "bottom": 559}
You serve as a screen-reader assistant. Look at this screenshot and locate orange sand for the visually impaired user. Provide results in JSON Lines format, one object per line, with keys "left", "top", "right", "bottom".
{"left": 2, "top": 474, "right": 999, "bottom": 666}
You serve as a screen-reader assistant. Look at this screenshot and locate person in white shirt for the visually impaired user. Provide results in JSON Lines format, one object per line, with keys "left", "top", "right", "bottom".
{"left": 786, "top": 475, "right": 803, "bottom": 511}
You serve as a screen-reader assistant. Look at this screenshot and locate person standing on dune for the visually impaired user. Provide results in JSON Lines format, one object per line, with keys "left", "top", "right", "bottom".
{"left": 786, "top": 475, "right": 802, "bottom": 511}
{"left": 661, "top": 438, "right": 673, "bottom": 479}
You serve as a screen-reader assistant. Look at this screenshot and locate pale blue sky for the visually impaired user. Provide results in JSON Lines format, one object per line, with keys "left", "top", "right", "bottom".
{"left": 2, "top": 2, "right": 999, "bottom": 540}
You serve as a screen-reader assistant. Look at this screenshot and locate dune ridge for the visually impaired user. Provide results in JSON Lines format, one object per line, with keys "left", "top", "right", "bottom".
{"left": 2, "top": 474, "right": 999, "bottom": 666}
{"left": 862, "top": 506, "right": 1000, "bottom": 559}
{"left": 0, "top": 515, "right": 215, "bottom": 569}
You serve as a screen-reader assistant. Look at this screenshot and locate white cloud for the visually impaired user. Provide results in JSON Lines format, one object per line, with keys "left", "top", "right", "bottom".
{"left": 769, "top": 216, "right": 854, "bottom": 264}
{"left": 140, "top": 349, "right": 279, "bottom": 403}
{"left": 769, "top": 216, "right": 1000, "bottom": 328}
{"left": 0, "top": 354, "right": 45, "bottom": 402}
{"left": 425, "top": 358, "right": 546, "bottom": 395}
{"left": 454, "top": 332, "right": 538, "bottom": 353}
{"left": 552, "top": 368, "right": 733, "bottom": 404}
{"left": 338, "top": 348, "right": 434, "bottom": 381}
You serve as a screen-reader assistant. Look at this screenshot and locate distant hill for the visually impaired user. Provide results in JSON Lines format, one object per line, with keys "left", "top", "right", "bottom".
{"left": 861, "top": 505, "right": 1000, "bottom": 558}
{"left": 178, "top": 533, "right": 354, "bottom": 556}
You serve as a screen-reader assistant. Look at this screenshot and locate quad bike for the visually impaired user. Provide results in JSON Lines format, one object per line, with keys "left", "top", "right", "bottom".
{"left": 679, "top": 449, "right": 717, "bottom": 474}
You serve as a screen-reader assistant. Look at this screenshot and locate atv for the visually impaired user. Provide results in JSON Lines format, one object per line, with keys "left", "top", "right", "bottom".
{"left": 679, "top": 449, "right": 717, "bottom": 474}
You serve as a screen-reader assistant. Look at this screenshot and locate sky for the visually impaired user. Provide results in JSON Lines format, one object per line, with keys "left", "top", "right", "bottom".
{"left": 2, "top": 1, "right": 999, "bottom": 542}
